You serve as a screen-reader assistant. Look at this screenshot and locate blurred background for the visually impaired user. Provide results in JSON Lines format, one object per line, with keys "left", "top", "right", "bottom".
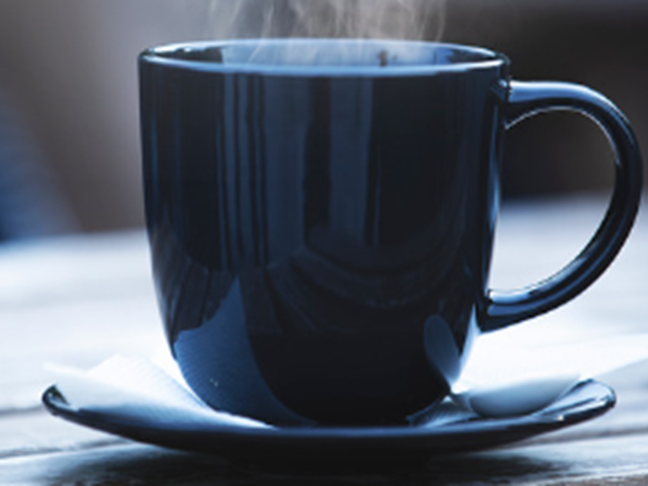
{"left": 0, "top": 0, "right": 645, "bottom": 241}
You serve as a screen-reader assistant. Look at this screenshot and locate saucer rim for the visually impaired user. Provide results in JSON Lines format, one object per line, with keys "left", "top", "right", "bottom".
{"left": 42, "top": 379, "right": 615, "bottom": 456}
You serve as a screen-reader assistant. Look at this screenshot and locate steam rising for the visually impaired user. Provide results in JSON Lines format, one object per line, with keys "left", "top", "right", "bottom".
{"left": 195, "top": 0, "right": 446, "bottom": 41}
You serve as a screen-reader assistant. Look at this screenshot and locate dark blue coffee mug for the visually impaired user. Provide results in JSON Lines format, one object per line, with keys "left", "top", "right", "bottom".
{"left": 139, "top": 39, "right": 642, "bottom": 426}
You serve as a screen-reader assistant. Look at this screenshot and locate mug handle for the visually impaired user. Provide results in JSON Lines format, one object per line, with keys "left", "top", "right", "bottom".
{"left": 482, "top": 81, "right": 644, "bottom": 332}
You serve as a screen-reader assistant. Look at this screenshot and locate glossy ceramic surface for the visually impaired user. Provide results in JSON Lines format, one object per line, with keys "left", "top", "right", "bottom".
{"left": 139, "top": 39, "right": 642, "bottom": 426}
{"left": 43, "top": 379, "right": 615, "bottom": 470}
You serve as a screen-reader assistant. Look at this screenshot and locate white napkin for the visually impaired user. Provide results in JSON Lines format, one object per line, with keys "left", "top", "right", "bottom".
{"left": 47, "top": 327, "right": 648, "bottom": 427}
{"left": 47, "top": 354, "right": 269, "bottom": 429}
{"left": 450, "top": 324, "right": 648, "bottom": 418}
{"left": 457, "top": 325, "right": 648, "bottom": 390}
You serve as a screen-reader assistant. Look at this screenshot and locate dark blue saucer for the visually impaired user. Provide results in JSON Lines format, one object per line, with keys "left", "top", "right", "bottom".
{"left": 43, "top": 379, "right": 614, "bottom": 471}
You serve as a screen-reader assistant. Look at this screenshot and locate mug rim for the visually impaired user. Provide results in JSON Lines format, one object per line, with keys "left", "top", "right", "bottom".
{"left": 140, "top": 38, "right": 508, "bottom": 77}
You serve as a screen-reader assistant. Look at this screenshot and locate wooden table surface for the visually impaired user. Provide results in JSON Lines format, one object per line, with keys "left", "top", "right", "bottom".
{"left": 1, "top": 195, "right": 647, "bottom": 485}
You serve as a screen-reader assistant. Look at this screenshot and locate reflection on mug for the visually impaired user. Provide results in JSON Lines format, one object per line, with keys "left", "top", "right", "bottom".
{"left": 151, "top": 193, "right": 480, "bottom": 424}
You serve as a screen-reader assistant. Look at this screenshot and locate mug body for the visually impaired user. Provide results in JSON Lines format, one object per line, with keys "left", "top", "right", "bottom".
{"left": 139, "top": 39, "right": 509, "bottom": 426}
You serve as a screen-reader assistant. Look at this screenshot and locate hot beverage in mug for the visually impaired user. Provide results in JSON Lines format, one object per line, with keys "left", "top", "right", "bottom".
{"left": 139, "top": 39, "right": 642, "bottom": 426}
